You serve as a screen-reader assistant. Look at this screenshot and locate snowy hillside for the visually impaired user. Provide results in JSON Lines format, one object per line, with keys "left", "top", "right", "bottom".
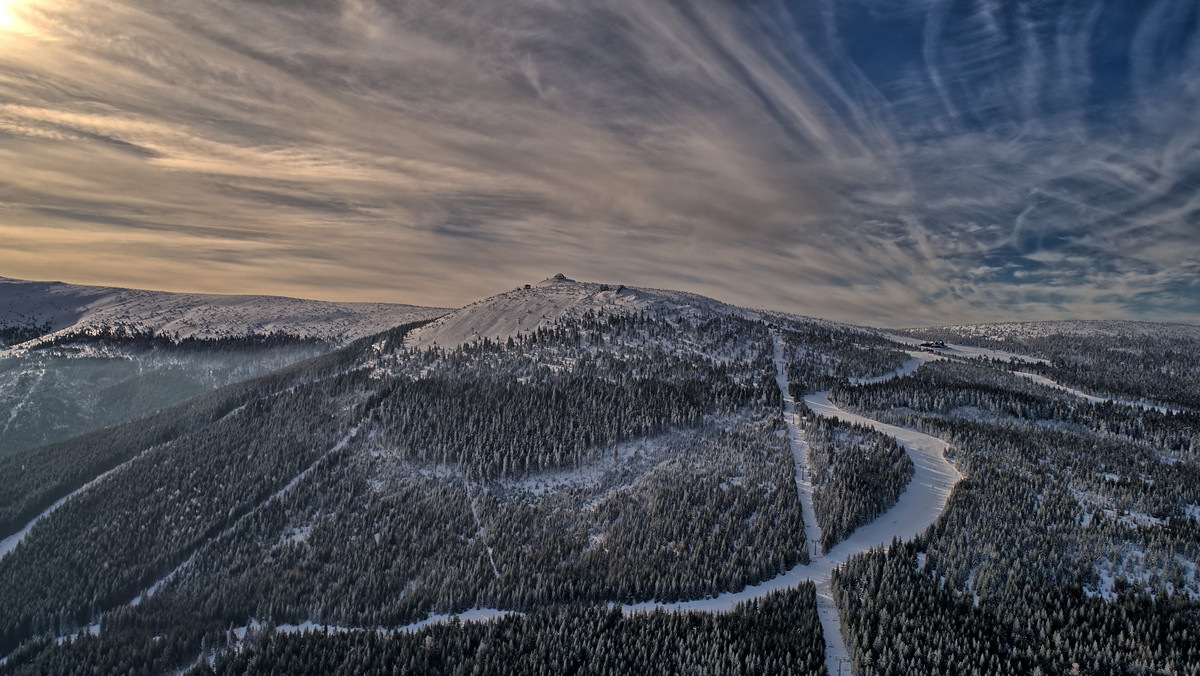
{"left": 407, "top": 272, "right": 815, "bottom": 350}
{"left": 1, "top": 277, "right": 1197, "bottom": 674}
{"left": 0, "top": 276, "right": 448, "bottom": 346}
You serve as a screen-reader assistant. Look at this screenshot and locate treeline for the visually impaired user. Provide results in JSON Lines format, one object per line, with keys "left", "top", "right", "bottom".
{"left": 366, "top": 372, "right": 761, "bottom": 479}
{"left": 386, "top": 308, "right": 778, "bottom": 388}
{"left": 35, "top": 324, "right": 329, "bottom": 352}
{"left": 2, "top": 588, "right": 826, "bottom": 675}
{"left": 803, "top": 413, "right": 913, "bottom": 551}
{"left": 0, "top": 322, "right": 51, "bottom": 347}
{"left": 362, "top": 309, "right": 780, "bottom": 480}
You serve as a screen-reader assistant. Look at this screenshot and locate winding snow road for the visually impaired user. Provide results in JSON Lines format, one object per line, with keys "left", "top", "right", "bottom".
{"left": 627, "top": 336, "right": 962, "bottom": 675}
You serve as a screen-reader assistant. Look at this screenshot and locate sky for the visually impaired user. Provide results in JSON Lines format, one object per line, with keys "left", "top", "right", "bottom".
{"left": 0, "top": 0, "right": 1197, "bottom": 326}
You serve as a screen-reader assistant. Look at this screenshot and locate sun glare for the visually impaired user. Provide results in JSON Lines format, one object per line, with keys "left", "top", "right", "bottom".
{"left": 0, "top": 0, "right": 28, "bottom": 31}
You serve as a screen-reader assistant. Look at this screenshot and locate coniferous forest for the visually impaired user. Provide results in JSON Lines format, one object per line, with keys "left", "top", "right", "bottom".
{"left": 1, "top": 283, "right": 1197, "bottom": 675}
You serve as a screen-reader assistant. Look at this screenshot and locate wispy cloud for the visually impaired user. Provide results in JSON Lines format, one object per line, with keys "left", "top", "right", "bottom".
{"left": 0, "top": 0, "right": 1196, "bottom": 325}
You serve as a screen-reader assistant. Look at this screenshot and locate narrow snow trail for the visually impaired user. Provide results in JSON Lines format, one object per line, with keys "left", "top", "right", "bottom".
{"left": 772, "top": 334, "right": 851, "bottom": 675}
{"left": 131, "top": 425, "right": 360, "bottom": 606}
{"left": 2, "top": 389, "right": 299, "bottom": 561}
{"left": 465, "top": 482, "right": 501, "bottom": 579}
{"left": 883, "top": 334, "right": 1183, "bottom": 413}
{"left": 1009, "top": 370, "right": 1182, "bottom": 414}
{"left": 0, "top": 491, "right": 72, "bottom": 560}
{"left": 1, "top": 362, "right": 46, "bottom": 441}
{"left": 0, "top": 443, "right": 153, "bottom": 561}
{"left": 772, "top": 335, "right": 823, "bottom": 557}
{"left": 803, "top": 392, "right": 962, "bottom": 547}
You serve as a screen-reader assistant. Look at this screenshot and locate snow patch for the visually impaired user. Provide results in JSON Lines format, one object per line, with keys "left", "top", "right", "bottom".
{"left": 228, "top": 608, "right": 517, "bottom": 642}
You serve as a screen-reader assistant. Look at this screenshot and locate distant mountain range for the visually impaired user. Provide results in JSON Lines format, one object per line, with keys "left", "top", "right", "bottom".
{"left": 0, "top": 276, "right": 448, "bottom": 347}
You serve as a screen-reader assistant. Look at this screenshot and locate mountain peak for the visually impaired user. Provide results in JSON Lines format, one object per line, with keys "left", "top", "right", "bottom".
{"left": 539, "top": 273, "right": 575, "bottom": 285}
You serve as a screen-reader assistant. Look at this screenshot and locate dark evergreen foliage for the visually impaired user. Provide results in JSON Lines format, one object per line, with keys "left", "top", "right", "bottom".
{"left": 113, "top": 415, "right": 806, "bottom": 636}
{"left": 803, "top": 414, "right": 914, "bottom": 551}
{"left": 2, "top": 587, "right": 824, "bottom": 675}
{"left": 0, "top": 322, "right": 51, "bottom": 347}
{"left": 3, "top": 306, "right": 1198, "bottom": 674}
{"left": 834, "top": 540, "right": 1200, "bottom": 675}
{"left": 902, "top": 326, "right": 1200, "bottom": 409}
{"left": 776, "top": 325, "right": 909, "bottom": 395}
{"left": 829, "top": 357, "right": 1200, "bottom": 675}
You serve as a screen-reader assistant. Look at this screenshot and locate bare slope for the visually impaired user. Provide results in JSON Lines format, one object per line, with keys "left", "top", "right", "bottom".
{"left": 0, "top": 276, "right": 448, "bottom": 345}
{"left": 407, "top": 273, "right": 769, "bottom": 350}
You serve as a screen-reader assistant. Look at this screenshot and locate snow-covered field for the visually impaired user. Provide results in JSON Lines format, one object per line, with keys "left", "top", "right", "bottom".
{"left": 7, "top": 278, "right": 1194, "bottom": 671}
{"left": 0, "top": 276, "right": 447, "bottom": 346}
{"left": 883, "top": 333, "right": 1049, "bottom": 364}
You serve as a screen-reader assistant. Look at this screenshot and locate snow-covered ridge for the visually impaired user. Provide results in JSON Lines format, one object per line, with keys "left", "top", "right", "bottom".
{"left": 406, "top": 273, "right": 849, "bottom": 350}
{"left": 407, "top": 274, "right": 751, "bottom": 349}
{"left": 0, "top": 276, "right": 448, "bottom": 346}
{"left": 902, "top": 320, "right": 1200, "bottom": 341}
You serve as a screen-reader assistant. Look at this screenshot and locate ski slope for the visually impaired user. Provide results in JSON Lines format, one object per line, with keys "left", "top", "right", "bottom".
{"left": 1010, "top": 371, "right": 1182, "bottom": 414}
{"left": 881, "top": 337, "right": 1184, "bottom": 414}
{"left": 627, "top": 341, "right": 963, "bottom": 676}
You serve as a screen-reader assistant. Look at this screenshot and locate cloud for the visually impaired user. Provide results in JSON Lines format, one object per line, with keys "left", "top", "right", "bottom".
{"left": 0, "top": 0, "right": 1196, "bottom": 325}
